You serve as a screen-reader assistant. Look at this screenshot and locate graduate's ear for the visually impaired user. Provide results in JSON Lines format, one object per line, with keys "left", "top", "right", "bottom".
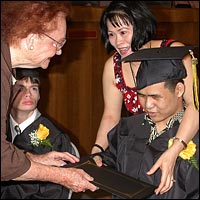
{"left": 26, "top": 34, "right": 36, "bottom": 50}
{"left": 176, "top": 82, "right": 185, "bottom": 97}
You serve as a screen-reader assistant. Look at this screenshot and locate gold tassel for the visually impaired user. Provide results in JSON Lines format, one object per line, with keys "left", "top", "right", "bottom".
{"left": 189, "top": 50, "right": 199, "bottom": 111}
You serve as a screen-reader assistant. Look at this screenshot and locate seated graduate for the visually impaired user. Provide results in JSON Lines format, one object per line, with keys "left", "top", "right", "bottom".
{"left": 1, "top": 68, "right": 79, "bottom": 199}
{"left": 94, "top": 46, "right": 199, "bottom": 199}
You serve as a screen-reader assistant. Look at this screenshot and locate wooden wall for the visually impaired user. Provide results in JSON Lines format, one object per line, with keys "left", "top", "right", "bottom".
{"left": 38, "top": 6, "right": 199, "bottom": 156}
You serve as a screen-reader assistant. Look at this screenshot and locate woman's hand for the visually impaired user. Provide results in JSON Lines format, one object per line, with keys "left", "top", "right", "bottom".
{"left": 26, "top": 151, "right": 79, "bottom": 167}
{"left": 146, "top": 145, "right": 181, "bottom": 195}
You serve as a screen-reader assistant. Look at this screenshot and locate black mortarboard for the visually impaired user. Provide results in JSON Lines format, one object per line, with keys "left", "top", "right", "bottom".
{"left": 16, "top": 68, "right": 40, "bottom": 80}
{"left": 121, "top": 46, "right": 195, "bottom": 62}
{"left": 121, "top": 46, "right": 196, "bottom": 90}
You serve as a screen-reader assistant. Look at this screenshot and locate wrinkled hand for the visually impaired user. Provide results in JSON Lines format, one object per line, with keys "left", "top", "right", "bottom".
{"left": 26, "top": 151, "right": 79, "bottom": 167}
{"left": 61, "top": 167, "right": 99, "bottom": 192}
{"left": 146, "top": 147, "right": 178, "bottom": 195}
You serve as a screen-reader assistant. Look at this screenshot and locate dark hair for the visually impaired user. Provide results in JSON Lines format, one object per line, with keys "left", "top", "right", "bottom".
{"left": 164, "top": 79, "right": 184, "bottom": 92}
{"left": 100, "top": 1, "right": 157, "bottom": 53}
{"left": 1, "top": 1, "right": 71, "bottom": 45}
{"left": 20, "top": 77, "right": 41, "bottom": 86}
{"left": 16, "top": 68, "right": 40, "bottom": 86}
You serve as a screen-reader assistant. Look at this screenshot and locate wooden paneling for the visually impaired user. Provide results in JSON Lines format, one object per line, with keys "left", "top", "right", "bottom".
{"left": 38, "top": 6, "right": 199, "bottom": 156}
{"left": 151, "top": 8, "right": 199, "bottom": 46}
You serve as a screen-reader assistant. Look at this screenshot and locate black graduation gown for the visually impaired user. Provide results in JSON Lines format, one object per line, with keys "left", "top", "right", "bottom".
{"left": 1, "top": 115, "right": 75, "bottom": 199}
{"left": 101, "top": 114, "right": 199, "bottom": 199}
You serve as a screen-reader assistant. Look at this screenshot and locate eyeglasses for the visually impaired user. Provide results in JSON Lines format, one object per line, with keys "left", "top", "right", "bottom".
{"left": 42, "top": 33, "right": 67, "bottom": 51}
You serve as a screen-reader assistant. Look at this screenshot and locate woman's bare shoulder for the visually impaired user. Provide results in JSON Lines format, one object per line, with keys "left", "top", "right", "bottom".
{"left": 150, "top": 39, "right": 185, "bottom": 47}
{"left": 104, "top": 55, "right": 114, "bottom": 69}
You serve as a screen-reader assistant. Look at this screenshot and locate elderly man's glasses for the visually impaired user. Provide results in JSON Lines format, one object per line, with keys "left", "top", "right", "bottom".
{"left": 43, "top": 33, "right": 67, "bottom": 51}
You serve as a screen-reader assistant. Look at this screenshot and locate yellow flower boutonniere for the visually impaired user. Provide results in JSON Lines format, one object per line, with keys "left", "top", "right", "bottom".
{"left": 168, "top": 138, "right": 199, "bottom": 170}
{"left": 29, "top": 124, "right": 53, "bottom": 147}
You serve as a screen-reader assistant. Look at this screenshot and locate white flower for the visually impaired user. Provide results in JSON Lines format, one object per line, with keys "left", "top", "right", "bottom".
{"left": 29, "top": 130, "right": 40, "bottom": 146}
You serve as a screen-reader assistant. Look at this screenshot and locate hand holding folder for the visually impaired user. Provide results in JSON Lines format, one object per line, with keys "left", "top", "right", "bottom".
{"left": 63, "top": 156, "right": 156, "bottom": 199}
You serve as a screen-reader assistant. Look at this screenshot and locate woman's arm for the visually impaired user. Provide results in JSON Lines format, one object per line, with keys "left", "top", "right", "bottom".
{"left": 147, "top": 42, "right": 199, "bottom": 195}
{"left": 91, "top": 56, "right": 123, "bottom": 154}
{"left": 175, "top": 50, "right": 199, "bottom": 143}
{"left": 14, "top": 155, "right": 97, "bottom": 193}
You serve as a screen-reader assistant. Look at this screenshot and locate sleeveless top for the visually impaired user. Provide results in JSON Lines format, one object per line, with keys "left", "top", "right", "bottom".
{"left": 114, "top": 39, "right": 176, "bottom": 114}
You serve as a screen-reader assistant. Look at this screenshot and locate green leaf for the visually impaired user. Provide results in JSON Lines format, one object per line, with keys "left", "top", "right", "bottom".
{"left": 189, "top": 156, "right": 199, "bottom": 171}
{"left": 39, "top": 139, "right": 53, "bottom": 148}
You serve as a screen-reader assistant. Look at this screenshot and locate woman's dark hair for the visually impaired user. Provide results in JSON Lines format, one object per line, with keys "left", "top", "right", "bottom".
{"left": 100, "top": 1, "right": 157, "bottom": 53}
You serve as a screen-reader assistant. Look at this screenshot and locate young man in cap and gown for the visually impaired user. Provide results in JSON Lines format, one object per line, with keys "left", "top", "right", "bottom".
{"left": 94, "top": 46, "right": 199, "bottom": 199}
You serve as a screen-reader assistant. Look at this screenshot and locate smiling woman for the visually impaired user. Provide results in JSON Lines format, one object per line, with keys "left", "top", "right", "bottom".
{"left": 90, "top": 1, "right": 199, "bottom": 197}
{"left": 2, "top": 1, "right": 70, "bottom": 69}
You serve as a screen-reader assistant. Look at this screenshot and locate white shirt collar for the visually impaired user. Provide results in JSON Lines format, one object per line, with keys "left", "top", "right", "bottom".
{"left": 10, "top": 108, "right": 41, "bottom": 142}
{"left": 12, "top": 75, "right": 17, "bottom": 85}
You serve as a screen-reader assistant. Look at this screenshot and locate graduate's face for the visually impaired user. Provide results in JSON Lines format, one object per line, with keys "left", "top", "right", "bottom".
{"left": 12, "top": 78, "right": 40, "bottom": 113}
{"left": 138, "top": 82, "right": 184, "bottom": 125}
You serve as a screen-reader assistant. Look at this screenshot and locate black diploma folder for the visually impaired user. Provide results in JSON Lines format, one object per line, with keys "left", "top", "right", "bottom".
{"left": 64, "top": 157, "right": 156, "bottom": 199}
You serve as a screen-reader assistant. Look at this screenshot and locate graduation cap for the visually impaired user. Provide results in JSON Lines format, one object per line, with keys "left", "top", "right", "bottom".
{"left": 16, "top": 68, "right": 40, "bottom": 80}
{"left": 135, "top": 58, "right": 187, "bottom": 90}
{"left": 121, "top": 46, "right": 199, "bottom": 110}
{"left": 121, "top": 46, "right": 196, "bottom": 62}
{"left": 121, "top": 46, "right": 195, "bottom": 90}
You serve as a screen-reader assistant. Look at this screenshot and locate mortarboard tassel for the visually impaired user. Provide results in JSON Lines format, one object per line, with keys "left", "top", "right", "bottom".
{"left": 189, "top": 50, "right": 199, "bottom": 111}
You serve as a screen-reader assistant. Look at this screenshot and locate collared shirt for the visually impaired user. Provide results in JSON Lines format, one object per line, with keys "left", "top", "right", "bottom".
{"left": 10, "top": 108, "right": 41, "bottom": 143}
{"left": 145, "top": 108, "right": 185, "bottom": 143}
